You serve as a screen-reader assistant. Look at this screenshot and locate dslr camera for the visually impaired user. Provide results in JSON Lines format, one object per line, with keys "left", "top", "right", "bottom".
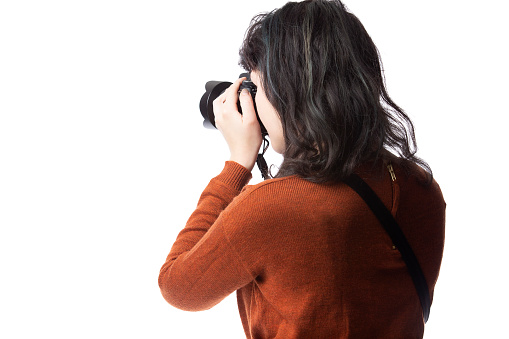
{"left": 200, "top": 73, "right": 267, "bottom": 135}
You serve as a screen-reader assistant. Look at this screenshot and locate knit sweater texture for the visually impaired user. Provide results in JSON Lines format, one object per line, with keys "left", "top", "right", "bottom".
{"left": 159, "top": 160, "right": 446, "bottom": 338}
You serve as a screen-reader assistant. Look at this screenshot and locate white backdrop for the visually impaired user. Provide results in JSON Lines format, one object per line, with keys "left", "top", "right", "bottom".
{"left": 1, "top": 0, "right": 507, "bottom": 338}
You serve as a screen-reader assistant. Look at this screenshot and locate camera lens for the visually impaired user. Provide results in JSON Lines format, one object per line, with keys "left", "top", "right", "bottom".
{"left": 199, "top": 80, "right": 230, "bottom": 129}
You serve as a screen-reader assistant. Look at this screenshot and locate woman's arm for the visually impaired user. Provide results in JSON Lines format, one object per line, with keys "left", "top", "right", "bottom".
{"left": 158, "top": 161, "right": 254, "bottom": 311}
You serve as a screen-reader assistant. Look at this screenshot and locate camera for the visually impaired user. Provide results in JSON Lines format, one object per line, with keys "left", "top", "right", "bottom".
{"left": 199, "top": 73, "right": 267, "bottom": 135}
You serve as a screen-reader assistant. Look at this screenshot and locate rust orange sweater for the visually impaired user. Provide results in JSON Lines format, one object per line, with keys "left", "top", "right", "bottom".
{"left": 159, "top": 160, "right": 445, "bottom": 338}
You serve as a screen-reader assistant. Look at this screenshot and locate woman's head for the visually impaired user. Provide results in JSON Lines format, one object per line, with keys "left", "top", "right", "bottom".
{"left": 239, "top": 0, "right": 431, "bottom": 183}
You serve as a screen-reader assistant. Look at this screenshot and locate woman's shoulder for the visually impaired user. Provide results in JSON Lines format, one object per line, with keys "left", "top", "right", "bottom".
{"left": 239, "top": 175, "right": 307, "bottom": 204}
{"left": 234, "top": 172, "right": 359, "bottom": 215}
{"left": 229, "top": 174, "right": 335, "bottom": 215}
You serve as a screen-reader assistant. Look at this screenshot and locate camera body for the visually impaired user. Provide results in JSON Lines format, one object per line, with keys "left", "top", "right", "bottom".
{"left": 200, "top": 73, "right": 267, "bottom": 135}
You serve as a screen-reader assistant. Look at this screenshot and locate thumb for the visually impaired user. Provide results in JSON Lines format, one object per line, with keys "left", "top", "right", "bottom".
{"left": 238, "top": 89, "right": 258, "bottom": 124}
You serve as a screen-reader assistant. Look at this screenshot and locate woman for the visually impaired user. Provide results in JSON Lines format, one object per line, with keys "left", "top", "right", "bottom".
{"left": 159, "top": 0, "right": 445, "bottom": 338}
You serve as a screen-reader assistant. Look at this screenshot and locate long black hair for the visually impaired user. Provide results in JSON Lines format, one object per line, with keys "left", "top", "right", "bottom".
{"left": 239, "top": 0, "right": 432, "bottom": 183}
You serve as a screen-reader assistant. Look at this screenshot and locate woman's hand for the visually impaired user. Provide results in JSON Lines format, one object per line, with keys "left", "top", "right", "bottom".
{"left": 213, "top": 77, "right": 263, "bottom": 172}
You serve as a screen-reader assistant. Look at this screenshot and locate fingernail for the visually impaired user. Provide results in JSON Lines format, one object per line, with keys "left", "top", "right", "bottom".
{"left": 241, "top": 89, "right": 249, "bottom": 96}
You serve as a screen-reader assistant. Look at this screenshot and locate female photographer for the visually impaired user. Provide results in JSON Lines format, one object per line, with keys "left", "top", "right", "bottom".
{"left": 159, "top": 1, "right": 445, "bottom": 337}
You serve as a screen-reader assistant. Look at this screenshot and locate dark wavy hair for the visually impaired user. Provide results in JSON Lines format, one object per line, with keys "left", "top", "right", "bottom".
{"left": 239, "top": 0, "right": 432, "bottom": 183}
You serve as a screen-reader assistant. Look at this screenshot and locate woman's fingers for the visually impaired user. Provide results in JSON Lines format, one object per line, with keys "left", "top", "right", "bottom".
{"left": 213, "top": 77, "right": 250, "bottom": 130}
{"left": 224, "top": 77, "right": 246, "bottom": 107}
{"left": 211, "top": 77, "right": 262, "bottom": 171}
{"left": 238, "top": 88, "right": 258, "bottom": 125}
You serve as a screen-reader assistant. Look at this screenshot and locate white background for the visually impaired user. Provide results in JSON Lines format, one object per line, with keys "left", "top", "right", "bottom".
{"left": 1, "top": 0, "right": 507, "bottom": 338}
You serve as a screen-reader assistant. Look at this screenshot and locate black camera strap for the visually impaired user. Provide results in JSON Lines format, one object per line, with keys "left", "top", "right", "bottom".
{"left": 256, "top": 136, "right": 270, "bottom": 180}
{"left": 343, "top": 172, "right": 431, "bottom": 323}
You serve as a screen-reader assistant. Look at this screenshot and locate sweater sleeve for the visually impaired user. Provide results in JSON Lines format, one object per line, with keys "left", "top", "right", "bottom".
{"left": 158, "top": 161, "right": 255, "bottom": 311}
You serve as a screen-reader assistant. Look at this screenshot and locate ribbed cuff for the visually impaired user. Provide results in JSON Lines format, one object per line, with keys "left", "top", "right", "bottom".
{"left": 214, "top": 161, "right": 252, "bottom": 192}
